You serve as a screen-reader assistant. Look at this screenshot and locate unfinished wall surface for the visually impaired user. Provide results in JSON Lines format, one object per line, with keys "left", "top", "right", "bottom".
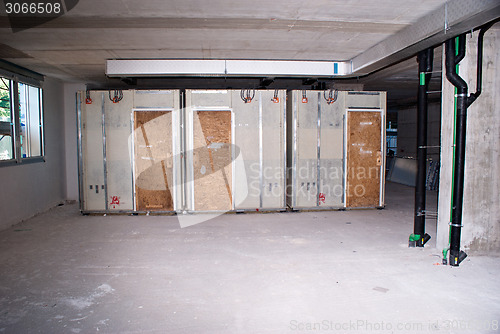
{"left": 0, "top": 77, "right": 66, "bottom": 230}
{"left": 437, "top": 25, "right": 500, "bottom": 255}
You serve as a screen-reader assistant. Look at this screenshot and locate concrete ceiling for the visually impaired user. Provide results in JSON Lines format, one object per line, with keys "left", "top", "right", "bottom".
{"left": 348, "top": 46, "right": 444, "bottom": 106}
{"left": 0, "top": 0, "right": 497, "bottom": 104}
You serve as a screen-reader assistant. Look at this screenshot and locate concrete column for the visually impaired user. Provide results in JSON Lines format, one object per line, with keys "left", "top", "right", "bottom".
{"left": 437, "top": 24, "right": 500, "bottom": 255}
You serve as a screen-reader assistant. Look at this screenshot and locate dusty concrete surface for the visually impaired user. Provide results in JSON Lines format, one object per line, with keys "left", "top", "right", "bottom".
{"left": 1, "top": 182, "right": 499, "bottom": 333}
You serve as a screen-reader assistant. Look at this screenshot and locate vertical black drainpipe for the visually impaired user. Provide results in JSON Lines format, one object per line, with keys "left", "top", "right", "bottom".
{"left": 444, "top": 21, "right": 495, "bottom": 266}
{"left": 445, "top": 34, "right": 468, "bottom": 266}
{"left": 411, "top": 48, "right": 433, "bottom": 247}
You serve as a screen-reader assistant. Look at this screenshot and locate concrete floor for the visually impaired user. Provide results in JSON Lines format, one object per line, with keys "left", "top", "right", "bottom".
{"left": 1, "top": 182, "right": 499, "bottom": 334}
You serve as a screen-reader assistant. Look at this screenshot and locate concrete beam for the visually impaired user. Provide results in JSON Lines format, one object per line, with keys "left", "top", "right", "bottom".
{"left": 351, "top": 0, "right": 500, "bottom": 76}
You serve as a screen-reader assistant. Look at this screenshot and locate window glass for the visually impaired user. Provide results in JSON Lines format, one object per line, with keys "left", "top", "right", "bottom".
{"left": 28, "top": 85, "right": 42, "bottom": 156}
{"left": 18, "top": 82, "right": 43, "bottom": 158}
{"left": 0, "top": 77, "right": 14, "bottom": 160}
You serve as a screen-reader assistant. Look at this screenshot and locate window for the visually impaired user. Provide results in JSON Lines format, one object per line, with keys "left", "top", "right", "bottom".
{"left": 0, "top": 77, "right": 14, "bottom": 160}
{"left": 0, "top": 74, "right": 44, "bottom": 164}
{"left": 18, "top": 83, "right": 43, "bottom": 158}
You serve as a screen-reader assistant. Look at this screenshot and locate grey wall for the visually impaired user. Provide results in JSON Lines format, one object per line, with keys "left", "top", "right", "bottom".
{"left": 0, "top": 77, "right": 66, "bottom": 230}
{"left": 64, "top": 83, "right": 86, "bottom": 201}
{"left": 437, "top": 25, "right": 500, "bottom": 255}
{"left": 396, "top": 102, "right": 441, "bottom": 162}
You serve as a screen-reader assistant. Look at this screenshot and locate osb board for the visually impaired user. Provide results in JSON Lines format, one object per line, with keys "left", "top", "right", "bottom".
{"left": 193, "top": 110, "right": 232, "bottom": 211}
{"left": 134, "top": 110, "right": 166, "bottom": 130}
{"left": 134, "top": 110, "right": 174, "bottom": 211}
{"left": 347, "top": 111, "right": 382, "bottom": 207}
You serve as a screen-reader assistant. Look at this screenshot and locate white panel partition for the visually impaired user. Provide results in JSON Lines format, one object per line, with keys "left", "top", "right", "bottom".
{"left": 104, "top": 90, "right": 134, "bottom": 211}
{"left": 81, "top": 91, "right": 106, "bottom": 211}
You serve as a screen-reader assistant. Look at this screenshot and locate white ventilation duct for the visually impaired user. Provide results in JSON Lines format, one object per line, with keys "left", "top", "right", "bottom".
{"left": 106, "top": 59, "right": 347, "bottom": 77}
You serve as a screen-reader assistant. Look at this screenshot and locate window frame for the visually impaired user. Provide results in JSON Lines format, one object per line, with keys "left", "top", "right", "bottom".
{"left": 0, "top": 77, "right": 15, "bottom": 162}
{"left": 0, "top": 61, "right": 45, "bottom": 167}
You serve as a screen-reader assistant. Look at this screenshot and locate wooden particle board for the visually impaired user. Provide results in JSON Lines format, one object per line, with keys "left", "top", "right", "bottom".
{"left": 346, "top": 111, "right": 382, "bottom": 207}
{"left": 134, "top": 110, "right": 174, "bottom": 211}
{"left": 193, "top": 110, "right": 232, "bottom": 211}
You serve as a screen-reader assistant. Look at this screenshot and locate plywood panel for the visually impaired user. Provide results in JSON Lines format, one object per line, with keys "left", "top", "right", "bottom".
{"left": 82, "top": 91, "right": 105, "bottom": 211}
{"left": 347, "top": 111, "right": 382, "bottom": 207}
{"left": 105, "top": 91, "right": 133, "bottom": 211}
{"left": 193, "top": 110, "right": 232, "bottom": 211}
{"left": 134, "top": 110, "right": 174, "bottom": 211}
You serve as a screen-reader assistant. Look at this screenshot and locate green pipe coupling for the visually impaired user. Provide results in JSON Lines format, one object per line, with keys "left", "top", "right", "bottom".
{"left": 409, "top": 234, "right": 421, "bottom": 242}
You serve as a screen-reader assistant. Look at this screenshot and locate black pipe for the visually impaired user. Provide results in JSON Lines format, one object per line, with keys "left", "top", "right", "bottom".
{"left": 411, "top": 48, "right": 433, "bottom": 247}
{"left": 445, "top": 22, "right": 494, "bottom": 266}
{"left": 445, "top": 34, "right": 468, "bottom": 266}
{"left": 454, "top": 34, "right": 466, "bottom": 65}
{"left": 468, "top": 21, "right": 496, "bottom": 106}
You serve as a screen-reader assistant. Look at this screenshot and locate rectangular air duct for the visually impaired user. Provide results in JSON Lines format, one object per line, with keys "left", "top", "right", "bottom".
{"left": 106, "top": 60, "right": 346, "bottom": 77}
